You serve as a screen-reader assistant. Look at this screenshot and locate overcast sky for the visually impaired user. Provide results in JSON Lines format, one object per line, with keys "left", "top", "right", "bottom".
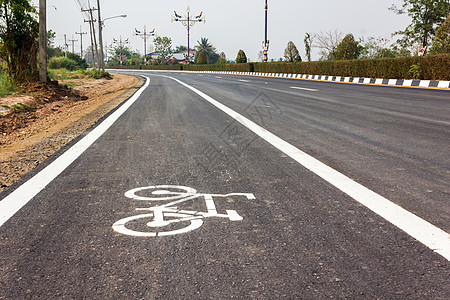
{"left": 32, "top": 0, "right": 411, "bottom": 61}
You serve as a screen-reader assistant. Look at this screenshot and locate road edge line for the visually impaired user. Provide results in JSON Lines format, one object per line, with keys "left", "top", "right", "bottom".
{"left": 0, "top": 76, "right": 151, "bottom": 228}
{"left": 165, "top": 75, "right": 450, "bottom": 261}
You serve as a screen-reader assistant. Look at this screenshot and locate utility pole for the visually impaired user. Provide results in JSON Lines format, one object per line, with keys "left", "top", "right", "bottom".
{"left": 64, "top": 34, "right": 68, "bottom": 57}
{"left": 112, "top": 36, "right": 129, "bottom": 66}
{"left": 262, "top": 0, "right": 269, "bottom": 62}
{"left": 86, "top": 18, "right": 96, "bottom": 67}
{"left": 172, "top": 7, "right": 205, "bottom": 63}
{"left": 134, "top": 26, "right": 156, "bottom": 64}
{"left": 96, "top": 0, "right": 105, "bottom": 73}
{"left": 39, "top": 0, "right": 47, "bottom": 82}
{"left": 83, "top": 7, "right": 99, "bottom": 68}
{"left": 68, "top": 35, "right": 78, "bottom": 54}
{"left": 75, "top": 26, "right": 87, "bottom": 58}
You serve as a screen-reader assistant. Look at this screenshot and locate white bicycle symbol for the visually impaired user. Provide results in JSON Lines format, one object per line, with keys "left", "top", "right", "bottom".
{"left": 112, "top": 185, "right": 255, "bottom": 237}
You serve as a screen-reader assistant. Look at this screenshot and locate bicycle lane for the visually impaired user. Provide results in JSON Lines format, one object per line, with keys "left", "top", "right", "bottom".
{"left": 0, "top": 74, "right": 448, "bottom": 299}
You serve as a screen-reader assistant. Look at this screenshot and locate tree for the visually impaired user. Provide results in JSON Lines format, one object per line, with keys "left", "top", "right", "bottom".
{"left": 0, "top": 0, "right": 39, "bottom": 82}
{"left": 304, "top": 33, "right": 314, "bottom": 61}
{"left": 47, "top": 29, "right": 56, "bottom": 47}
{"left": 195, "top": 38, "right": 219, "bottom": 64}
{"left": 197, "top": 51, "right": 207, "bottom": 64}
{"left": 359, "top": 36, "right": 412, "bottom": 58}
{"left": 335, "top": 34, "right": 360, "bottom": 60}
{"left": 284, "top": 41, "right": 302, "bottom": 62}
{"left": 174, "top": 45, "right": 187, "bottom": 53}
{"left": 235, "top": 49, "right": 247, "bottom": 63}
{"left": 390, "top": 0, "right": 450, "bottom": 54}
{"left": 153, "top": 36, "right": 172, "bottom": 58}
{"left": 429, "top": 14, "right": 450, "bottom": 54}
{"left": 359, "top": 36, "right": 389, "bottom": 58}
{"left": 107, "top": 45, "right": 141, "bottom": 66}
{"left": 313, "top": 30, "right": 343, "bottom": 60}
{"left": 217, "top": 52, "right": 226, "bottom": 64}
{"left": 46, "top": 29, "right": 63, "bottom": 59}
{"left": 67, "top": 52, "right": 88, "bottom": 70}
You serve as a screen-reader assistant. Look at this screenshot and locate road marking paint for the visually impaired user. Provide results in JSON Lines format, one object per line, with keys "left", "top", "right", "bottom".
{"left": 239, "top": 79, "right": 250, "bottom": 82}
{"left": 204, "top": 194, "right": 218, "bottom": 215}
{"left": 215, "top": 76, "right": 222, "bottom": 79}
{"left": 0, "top": 77, "right": 151, "bottom": 228}
{"left": 290, "top": 86, "right": 319, "bottom": 92}
{"left": 113, "top": 185, "right": 254, "bottom": 236}
{"left": 166, "top": 75, "right": 450, "bottom": 261}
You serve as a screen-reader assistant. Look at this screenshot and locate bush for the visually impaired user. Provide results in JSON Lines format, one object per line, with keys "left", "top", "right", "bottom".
{"left": 0, "top": 72, "right": 21, "bottom": 96}
{"left": 236, "top": 50, "right": 247, "bottom": 63}
{"left": 284, "top": 41, "right": 302, "bottom": 62}
{"left": 85, "top": 68, "right": 112, "bottom": 79}
{"left": 429, "top": 15, "right": 450, "bottom": 54}
{"left": 197, "top": 52, "right": 207, "bottom": 64}
{"left": 48, "top": 56, "right": 77, "bottom": 71}
{"left": 335, "top": 34, "right": 360, "bottom": 60}
{"left": 66, "top": 52, "right": 88, "bottom": 70}
{"left": 253, "top": 54, "right": 450, "bottom": 80}
{"left": 109, "top": 54, "right": 450, "bottom": 80}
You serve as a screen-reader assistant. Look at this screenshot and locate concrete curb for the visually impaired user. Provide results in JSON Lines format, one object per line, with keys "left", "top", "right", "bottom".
{"left": 141, "top": 69, "right": 450, "bottom": 89}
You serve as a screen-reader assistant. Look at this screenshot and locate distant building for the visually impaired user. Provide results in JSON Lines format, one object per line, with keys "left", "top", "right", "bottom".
{"left": 177, "top": 50, "right": 197, "bottom": 64}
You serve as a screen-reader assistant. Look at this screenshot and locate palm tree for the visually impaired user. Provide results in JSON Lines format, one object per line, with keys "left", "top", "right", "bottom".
{"left": 195, "top": 38, "right": 218, "bottom": 63}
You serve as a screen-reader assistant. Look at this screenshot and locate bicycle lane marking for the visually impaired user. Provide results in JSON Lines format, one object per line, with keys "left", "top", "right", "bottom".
{"left": 0, "top": 76, "right": 151, "bottom": 228}
{"left": 164, "top": 75, "right": 450, "bottom": 261}
{"left": 112, "top": 185, "right": 255, "bottom": 237}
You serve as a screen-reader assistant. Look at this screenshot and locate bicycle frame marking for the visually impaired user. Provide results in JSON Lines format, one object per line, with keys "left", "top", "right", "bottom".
{"left": 113, "top": 185, "right": 255, "bottom": 237}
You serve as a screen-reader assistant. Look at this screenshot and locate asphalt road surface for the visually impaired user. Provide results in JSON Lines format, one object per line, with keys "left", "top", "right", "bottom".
{"left": 1, "top": 71, "right": 449, "bottom": 299}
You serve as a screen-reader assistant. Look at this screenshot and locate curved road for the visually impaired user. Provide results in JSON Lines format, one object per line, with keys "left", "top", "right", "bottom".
{"left": 0, "top": 71, "right": 449, "bottom": 299}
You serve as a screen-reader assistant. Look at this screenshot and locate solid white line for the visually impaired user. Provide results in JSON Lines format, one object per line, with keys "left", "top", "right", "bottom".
{"left": 0, "top": 77, "right": 151, "bottom": 228}
{"left": 290, "top": 86, "right": 319, "bottom": 92}
{"left": 166, "top": 75, "right": 450, "bottom": 261}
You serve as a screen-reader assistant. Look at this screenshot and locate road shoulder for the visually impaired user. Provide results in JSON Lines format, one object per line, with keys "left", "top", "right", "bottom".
{"left": 0, "top": 74, "right": 144, "bottom": 192}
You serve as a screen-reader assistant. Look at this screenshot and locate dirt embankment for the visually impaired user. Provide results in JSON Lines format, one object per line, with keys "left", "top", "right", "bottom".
{"left": 0, "top": 73, "right": 143, "bottom": 192}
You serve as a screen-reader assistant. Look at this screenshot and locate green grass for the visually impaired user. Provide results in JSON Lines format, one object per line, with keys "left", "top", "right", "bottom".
{"left": 0, "top": 72, "right": 21, "bottom": 97}
{"left": 48, "top": 68, "right": 112, "bottom": 81}
{"left": 0, "top": 68, "right": 111, "bottom": 98}
{"left": 2, "top": 102, "right": 35, "bottom": 112}
{"left": 47, "top": 68, "right": 85, "bottom": 81}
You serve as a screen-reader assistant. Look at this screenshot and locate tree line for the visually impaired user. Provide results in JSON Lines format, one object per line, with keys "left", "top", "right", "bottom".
{"left": 0, "top": 0, "right": 448, "bottom": 84}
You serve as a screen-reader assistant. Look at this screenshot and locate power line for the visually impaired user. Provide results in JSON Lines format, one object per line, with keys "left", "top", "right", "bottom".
{"left": 68, "top": 35, "right": 78, "bottom": 54}
{"left": 75, "top": 26, "right": 88, "bottom": 58}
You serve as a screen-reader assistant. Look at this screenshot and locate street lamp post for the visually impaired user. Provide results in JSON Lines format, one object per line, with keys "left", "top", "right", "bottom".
{"left": 262, "top": 0, "right": 269, "bottom": 62}
{"left": 112, "top": 36, "right": 129, "bottom": 66}
{"left": 101, "top": 14, "right": 127, "bottom": 27}
{"left": 172, "top": 7, "right": 205, "bottom": 64}
{"left": 135, "top": 26, "right": 156, "bottom": 65}
{"left": 101, "top": 14, "right": 126, "bottom": 69}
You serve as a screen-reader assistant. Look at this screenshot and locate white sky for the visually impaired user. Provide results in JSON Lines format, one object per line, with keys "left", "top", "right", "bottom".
{"left": 32, "top": 0, "right": 411, "bottom": 61}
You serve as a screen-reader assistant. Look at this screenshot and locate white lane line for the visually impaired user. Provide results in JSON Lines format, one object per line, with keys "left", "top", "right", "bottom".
{"left": 165, "top": 75, "right": 450, "bottom": 261}
{"left": 290, "top": 86, "right": 319, "bottom": 92}
{"left": 0, "top": 77, "right": 151, "bottom": 228}
{"left": 239, "top": 79, "right": 250, "bottom": 82}
{"left": 215, "top": 76, "right": 222, "bottom": 79}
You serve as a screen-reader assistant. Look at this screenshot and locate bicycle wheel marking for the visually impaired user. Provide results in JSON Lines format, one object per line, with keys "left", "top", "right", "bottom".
{"left": 113, "top": 185, "right": 255, "bottom": 237}
{"left": 112, "top": 213, "right": 203, "bottom": 237}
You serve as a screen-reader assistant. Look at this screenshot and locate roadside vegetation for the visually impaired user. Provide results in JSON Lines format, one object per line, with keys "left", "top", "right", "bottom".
{"left": 0, "top": 72, "right": 22, "bottom": 97}
{"left": 109, "top": 0, "right": 449, "bottom": 81}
